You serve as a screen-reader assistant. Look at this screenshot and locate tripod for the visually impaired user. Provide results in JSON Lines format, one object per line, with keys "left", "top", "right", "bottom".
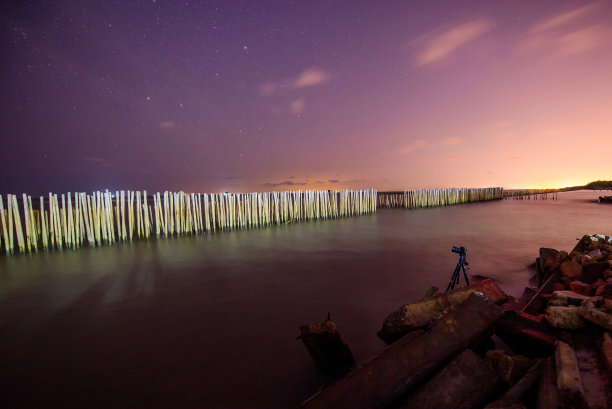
{"left": 446, "top": 246, "right": 470, "bottom": 291}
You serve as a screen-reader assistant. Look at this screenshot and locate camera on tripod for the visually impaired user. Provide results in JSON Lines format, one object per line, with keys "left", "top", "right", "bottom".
{"left": 452, "top": 246, "right": 466, "bottom": 256}
{"left": 447, "top": 246, "right": 470, "bottom": 291}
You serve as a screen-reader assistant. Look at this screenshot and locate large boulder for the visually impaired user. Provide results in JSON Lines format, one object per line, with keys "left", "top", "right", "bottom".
{"left": 538, "top": 248, "right": 560, "bottom": 281}
{"left": 587, "top": 248, "right": 603, "bottom": 261}
{"left": 568, "top": 281, "right": 593, "bottom": 296}
{"left": 545, "top": 306, "right": 586, "bottom": 329}
{"left": 377, "top": 279, "right": 507, "bottom": 344}
{"left": 560, "top": 259, "right": 583, "bottom": 282}
{"left": 582, "top": 262, "right": 609, "bottom": 283}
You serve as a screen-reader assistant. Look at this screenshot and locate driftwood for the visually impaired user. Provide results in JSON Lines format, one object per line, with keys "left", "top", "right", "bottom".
{"left": 298, "top": 314, "right": 354, "bottom": 376}
{"left": 300, "top": 293, "right": 503, "bottom": 409}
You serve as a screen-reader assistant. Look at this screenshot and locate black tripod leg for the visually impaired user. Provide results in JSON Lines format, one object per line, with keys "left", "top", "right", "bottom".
{"left": 462, "top": 264, "right": 469, "bottom": 286}
{"left": 447, "top": 264, "right": 461, "bottom": 291}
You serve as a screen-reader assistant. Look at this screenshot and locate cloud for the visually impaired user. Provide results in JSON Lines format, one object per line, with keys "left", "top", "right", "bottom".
{"left": 530, "top": 3, "right": 602, "bottom": 33}
{"left": 328, "top": 179, "right": 339, "bottom": 183}
{"left": 290, "top": 98, "right": 305, "bottom": 114}
{"left": 441, "top": 137, "right": 461, "bottom": 146}
{"left": 396, "top": 137, "right": 460, "bottom": 154}
{"left": 397, "top": 140, "right": 426, "bottom": 154}
{"left": 158, "top": 120, "right": 177, "bottom": 129}
{"left": 258, "top": 81, "right": 281, "bottom": 96}
{"left": 262, "top": 180, "right": 308, "bottom": 188}
{"left": 493, "top": 120, "right": 513, "bottom": 129}
{"left": 84, "top": 156, "right": 105, "bottom": 163}
{"left": 258, "top": 67, "right": 330, "bottom": 96}
{"left": 517, "top": 3, "right": 610, "bottom": 57}
{"left": 292, "top": 67, "right": 330, "bottom": 88}
{"left": 84, "top": 156, "right": 113, "bottom": 167}
{"left": 444, "top": 153, "right": 468, "bottom": 160}
{"left": 415, "top": 19, "right": 491, "bottom": 66}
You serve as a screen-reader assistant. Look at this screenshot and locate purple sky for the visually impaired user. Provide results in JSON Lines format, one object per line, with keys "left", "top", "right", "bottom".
{"left": 2, "top": 1, "right": 612, "bottom": 195}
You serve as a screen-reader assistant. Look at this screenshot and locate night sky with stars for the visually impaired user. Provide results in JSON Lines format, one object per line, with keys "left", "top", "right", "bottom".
{"left": 2, "top": 0, "right": 612, "bottom": 195}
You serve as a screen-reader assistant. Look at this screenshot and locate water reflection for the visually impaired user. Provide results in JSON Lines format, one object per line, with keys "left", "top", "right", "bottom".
{"left": 0, "top": 190, "right": 610, "bottom": 408}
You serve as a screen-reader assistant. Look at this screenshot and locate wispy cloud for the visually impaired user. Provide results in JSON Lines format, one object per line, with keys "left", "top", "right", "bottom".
{"left": 415, "top": 19, "right": 491, "bottom": 66}
{"left": 290, "top": 98, "right": 305, "bottom": 114}
{"left": 84, "top": 156, "right": 113, "bottom": 167}
{"left": 293, "top": 68, "right": 330, "bottom": 88}
{"left": 444, "top": 153, "right": 468, "bottom": 161}
{"left": 258, "top": 67, "right": 330, "bottom": 96}
{"left": 530, "top": 3, "right": 602, "bottom": 33}
{"left": 158, "top": 120, "right": 177, "bottom": 129}
{"left": 517, "top": 2, "right": 610, "bottom": 57}
{"left": 397, "top": 140, "right": 426, "bottom": 154}
{"left": 262, "top": 180, "right": 308, "bottom": 188}
{"left": 440, "top": 137, "right": 461, "bottom": 146}
{"left": 396, "top": 137, "right": 461, "bottom": 154}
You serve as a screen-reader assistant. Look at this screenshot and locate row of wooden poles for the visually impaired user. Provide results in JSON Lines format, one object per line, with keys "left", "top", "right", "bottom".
{"left": 377, "top": 187, "right": 503, "bottom": 209}
{"left": 0, "top": 189, "right": 377, "bottom": 255}
{"left": 502, "top": 189, "right": 559, "bottom": 200}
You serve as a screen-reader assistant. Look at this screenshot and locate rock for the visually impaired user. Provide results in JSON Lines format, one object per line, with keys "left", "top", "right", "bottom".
{"left": 545, "top": 306, "right": 586, "bottom": 329}
{"left": 424, "top": 286, "right": 439, "bottom": 297}
{"left": 599, "top": 332, "right": 612, "bottom": 380}
{"left": 551, "top": 291, "right": 603, "bottom": 307}
{"left": 555, "top": 250, "right": 568, "bottom": 263}
{"left": 603, "top": 269, "right": 612, "bottom": 279}
{"left": 484, "top": 399, "right": 526, "bottom": 409}
{"left": 604, "top": 299, "right": 612, "bottom": 311}
{"left": 580, "top": 254, "right": 596, "bottom": 267}
{"left": 537, "top": 357, "right": 562, "bottom": 409}
{"left": 568, "top": 281, "right": 593, "bottom": 296}
{"left": 539, "top": 248, "right": 560, "bottom": 281}
{"left": 552, "top": 282, "right": 566, "bottom": 291}
{"left": 560, "top": 259, "right": 582, "bottom": 281}
{"left": 378, "top": 279, "right": 507, "bottom": 344}
{"left": 486, "top": 359, "right": 544, "bottom": 408}
{"left": 555, "top": 341, "right": 587, "bottom": 409}
{"left": 582, "top": 262, "right": 609, "bottom": 283}
{"left": 298, "top": 315, "right": 355, "bottom": 375}
{"left": 300, "top": 293, "right": 504, "bottom": 409}
{"left": 586, "top": 248, "right": 603, "bottom": 261}
{"left": 495, "top": 311, "right": 562, "bottom": 357}
{"left": 397, "top": 349, "right": 501, "bottom": 409}
{"left": 579, "top": 304, "right": 612, "bottom": 331}
{"left": 485, "top": 349, "right": 532, "bottom": 384}
{"left": 595, "top": 283, "right": 612, "bottom": 297}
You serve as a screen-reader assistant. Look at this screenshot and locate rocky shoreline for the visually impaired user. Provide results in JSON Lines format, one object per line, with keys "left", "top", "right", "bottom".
{"left": 299, "top": 234, "right": 612, "bottom": 409}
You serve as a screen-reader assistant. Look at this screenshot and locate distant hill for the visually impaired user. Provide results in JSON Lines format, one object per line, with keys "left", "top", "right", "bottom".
{"left": 584, "top": 180, "right": 612, "bottom": 190}
{"left": 552, "top": 180, "right": 612, "bottom": 192}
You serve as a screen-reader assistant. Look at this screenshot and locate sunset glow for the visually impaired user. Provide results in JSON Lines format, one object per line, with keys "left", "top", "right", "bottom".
{"left": 1, "top": 1, "right": 611, "bottom": 194}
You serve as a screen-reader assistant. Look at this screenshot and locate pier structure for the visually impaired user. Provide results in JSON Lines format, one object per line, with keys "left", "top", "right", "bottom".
{"left": 377, "top": 187, "right": 503, "bottom": 209}
{"left": 0, "top": 189, "right": 377, "bottom": 255}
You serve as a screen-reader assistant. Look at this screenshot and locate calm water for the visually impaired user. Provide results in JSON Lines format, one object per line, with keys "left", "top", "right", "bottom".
{"left": 1, "top": 190, "right": 610, "bottom": 408}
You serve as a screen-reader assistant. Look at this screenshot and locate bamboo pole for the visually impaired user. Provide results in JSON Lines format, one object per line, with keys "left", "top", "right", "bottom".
{"left": 0, "top": 196, "right": 10, "bottom": 254}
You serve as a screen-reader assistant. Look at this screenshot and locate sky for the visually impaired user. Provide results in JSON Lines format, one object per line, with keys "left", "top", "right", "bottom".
{"left": 1, "top": 0, "right": 612, "bottom": 195}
